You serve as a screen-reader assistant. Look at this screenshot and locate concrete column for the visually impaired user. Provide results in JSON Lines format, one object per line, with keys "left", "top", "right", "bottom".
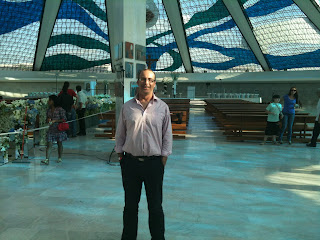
{"left": 106, "top": 0, "right": 146, "bottom": 121}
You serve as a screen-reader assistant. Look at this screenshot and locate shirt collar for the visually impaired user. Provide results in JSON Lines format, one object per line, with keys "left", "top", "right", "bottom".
{"left": 134, "top": 93, "right": 158, "bottom": 104}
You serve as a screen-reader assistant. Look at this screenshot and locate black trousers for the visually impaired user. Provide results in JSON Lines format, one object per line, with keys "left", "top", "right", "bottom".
{"left": 120, "top": 154, "right": 165, "bottom": 240}
{"left": 311, "top": 121, "right": 320, "bottom": 146}
{"left": 76, "top": 108, "right": 86, "bottom": 134}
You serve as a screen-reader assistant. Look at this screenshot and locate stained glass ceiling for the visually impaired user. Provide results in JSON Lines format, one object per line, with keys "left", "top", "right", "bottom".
{"left": 0, "top": 0, "right": 320, "bottom": 73}
{"left": 146, "top": 0, "right": 185, "bottom": 72}
{"left": 179, "top": 0, "right": 263, "bottom": 72}
{"left": 0, "top": 0, "right": 43, "bottom": 70}
{"left": 241, "top": 0, "right": 320, "bottom": 71}
{"left": 41, "top": 0, "right": 111, "bottom": 72}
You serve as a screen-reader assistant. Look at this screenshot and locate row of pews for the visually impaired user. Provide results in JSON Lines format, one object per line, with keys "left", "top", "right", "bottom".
{"left": 205, "top": 99, "right": 316, "bottom": 142}
{"left": 95, "top": 98, "right": 190, "bottom": 139}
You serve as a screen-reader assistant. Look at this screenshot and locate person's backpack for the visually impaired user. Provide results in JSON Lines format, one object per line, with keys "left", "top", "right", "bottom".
{"left": 58, "top": 92, "right": 74, "bottom": 112}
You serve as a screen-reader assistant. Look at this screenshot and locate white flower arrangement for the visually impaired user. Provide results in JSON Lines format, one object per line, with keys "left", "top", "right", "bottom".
{"left": 0, "top": 112, "right": 14, "bottom": 133}
{"left": 0, "top": 101, "right": 8, "bottom": 111}
{"left": 0, "top": 98, "right": 48, "bottom": 133}
{"left": 34, "top": 98, "right": 48, "bottom": 109}
{"left": 13, "top": 129, "right": 25, "bottom": 145}
{"left": 85, "top": 95, "right": 115, "bottom": 115}
{"left": 11, "top": 99, "right": 27, "bottom": 109}
{"left": 0, "top": 137, "right": 10, "bottom": 152}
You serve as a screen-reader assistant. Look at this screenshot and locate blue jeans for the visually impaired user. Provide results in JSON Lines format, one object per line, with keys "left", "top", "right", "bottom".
{"left": 279, "top": 113, "right": 295, "bottom": 141}
{"left": 66, "top": 108, "right": 77, "bottom": 137}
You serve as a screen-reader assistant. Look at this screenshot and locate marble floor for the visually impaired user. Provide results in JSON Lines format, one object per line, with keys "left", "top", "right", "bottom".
{"left": 0, "top": 108, "right": 320, "bottom": 240}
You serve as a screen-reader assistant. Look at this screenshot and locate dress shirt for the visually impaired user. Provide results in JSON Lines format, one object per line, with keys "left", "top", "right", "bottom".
{"left": 316, "top": 99, "right": 320, "bottom": 121}
{"left": 76, "top": 91, "right": 87, "bottom": 109}
{"left": 115, "top": 95, "right": 172, "bottom": 157}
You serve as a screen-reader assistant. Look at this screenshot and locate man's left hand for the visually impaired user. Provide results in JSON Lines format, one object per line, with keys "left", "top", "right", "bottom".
{"left": 162, "top": 156, "right": 168, "bottom": 167}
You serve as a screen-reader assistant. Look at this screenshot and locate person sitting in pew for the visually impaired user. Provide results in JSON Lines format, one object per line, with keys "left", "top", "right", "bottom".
{"left": 260, "top": 95, "right": 282, "bottom": 145}
{"left": 306, "top": 88, "right": 320, "bottom": 147}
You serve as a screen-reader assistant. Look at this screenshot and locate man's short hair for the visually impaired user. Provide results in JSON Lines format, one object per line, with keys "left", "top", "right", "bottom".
{"left": 138, "top": 69, "right": 156, "bottom": 82}
{"left": 76, "top": 85, "right": 81, "bottom": 91}
{"left": 272, "top": 94, "right": 280, "bottom": 99}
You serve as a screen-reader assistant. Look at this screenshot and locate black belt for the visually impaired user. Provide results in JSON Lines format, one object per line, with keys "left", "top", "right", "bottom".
{"left": 125, "top": 153, "right": 160, "bottom": 162}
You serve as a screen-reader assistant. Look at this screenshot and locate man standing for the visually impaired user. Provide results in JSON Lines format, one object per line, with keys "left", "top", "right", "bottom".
{"left": 115, "top": 69, "right": 172, "bottom": 240}
{"left": 306, "top": 88, "right": 320, "bottom": 147}
{"left": 75, "top": 85, "right": 87, "bottom": 136}
{"left": 58, "top": 81, "right": 77, "bottom": 137}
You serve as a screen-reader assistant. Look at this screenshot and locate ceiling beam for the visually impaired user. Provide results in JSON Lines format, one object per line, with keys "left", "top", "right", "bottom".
{"left": 162, "top": 0, "right": 193, "bottom": 73}
{"left": 104, "top": 0, "right": 114, "bottom": 72}
{"left": 222, "top": 0, "right": 271, "bottom": 71}
{"left": 105, "top": 0, "right": 119, "bottom": 73}
{"left": 293, "top": 0, "right": 320, "bottom": 31}
{"left": 33, "top": 0, "right": 62, "bottom": 71}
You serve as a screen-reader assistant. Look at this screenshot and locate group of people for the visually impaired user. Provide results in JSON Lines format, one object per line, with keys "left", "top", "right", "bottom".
{"left": 41, "top": 82, "right": 87, "bottom": 165}
{"left": 34, "top": 71, "right": 320, "bottom": 240}
{"left": 261, "top": 87, "right": 320, "bottom": 147}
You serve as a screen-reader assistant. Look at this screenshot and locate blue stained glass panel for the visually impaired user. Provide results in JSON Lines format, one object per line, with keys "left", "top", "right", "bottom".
{"left": 242, "top": 0, "right": 320, "bottom": 70}
{"left": 0, "top": 0, "right": 44, "bottom": 70}
{"left": 146, "top": 0, "right": 185, "bottom": 72}
{"left": 179, "top": 0, "right": 263, "bottom": 72}
{"left": 41, "top": 0, "right": 111, "bottom": 72}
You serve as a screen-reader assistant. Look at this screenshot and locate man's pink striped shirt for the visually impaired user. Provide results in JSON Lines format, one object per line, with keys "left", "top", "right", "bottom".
{"left": 115, "top": 95, "right": 172, "bottom": 157}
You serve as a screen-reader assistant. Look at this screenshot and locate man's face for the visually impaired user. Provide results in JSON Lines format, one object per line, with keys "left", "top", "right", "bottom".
{"left": 137, "top": 70, "right": 156, "bottom": 95}
{"left": 274, "top": 98, "right": 280, "bottom": 103}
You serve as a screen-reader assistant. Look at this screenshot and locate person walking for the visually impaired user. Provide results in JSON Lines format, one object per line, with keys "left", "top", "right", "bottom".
{"left": 75, "top": 85, "right": 87, "bottom": 136}
{"left": 41, "top": 95, "right": 67, "bottom": 165}
{"left": 306, "top": 88, "right": 320, "bottom": 147}
{"left": 279, "top": 87, "right": 299, "bottom": 144}
{"left": 115, "top": 69, "right": 172, "bottom": 240}
{"left": 260, "top": 95, "right": 282, "bottom": 145}
{"left": 58, "top": 82, "right": 77, "bottom": 137}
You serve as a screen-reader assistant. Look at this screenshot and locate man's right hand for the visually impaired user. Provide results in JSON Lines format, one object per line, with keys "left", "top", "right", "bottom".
{"left": 118, "top": 153, "right": 124, "bottom": 162}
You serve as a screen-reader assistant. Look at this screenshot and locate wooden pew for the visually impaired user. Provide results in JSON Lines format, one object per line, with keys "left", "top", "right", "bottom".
{"left": 95, "top": 98, "right": 191, "bottom": 139}
{"left": 95, "top": 111, "right": 116, "bottom": 138}
{"left": 163, "top": 99, "right": 190, "bottom": 139}
{"left": 205, "top": 99, "right": 316, "bottom": 142}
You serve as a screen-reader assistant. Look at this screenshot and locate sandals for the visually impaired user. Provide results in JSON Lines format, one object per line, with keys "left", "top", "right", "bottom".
{"left": 41, "top": 159, "right": 49, "bottom": 165}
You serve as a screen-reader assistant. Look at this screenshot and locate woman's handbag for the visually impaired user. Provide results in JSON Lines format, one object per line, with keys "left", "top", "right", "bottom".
{"left": 58, "top": 120, "right": 69, "bottom": 131}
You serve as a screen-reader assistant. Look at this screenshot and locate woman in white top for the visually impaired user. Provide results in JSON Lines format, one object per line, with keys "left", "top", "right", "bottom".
{"left": 260, "top": 95, "right": 282, "bottom": 145}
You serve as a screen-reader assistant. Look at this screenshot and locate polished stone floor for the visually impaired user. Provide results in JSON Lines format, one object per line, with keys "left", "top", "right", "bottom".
{"left": 0, "top": 108, "right": 320, "bottom": 240}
